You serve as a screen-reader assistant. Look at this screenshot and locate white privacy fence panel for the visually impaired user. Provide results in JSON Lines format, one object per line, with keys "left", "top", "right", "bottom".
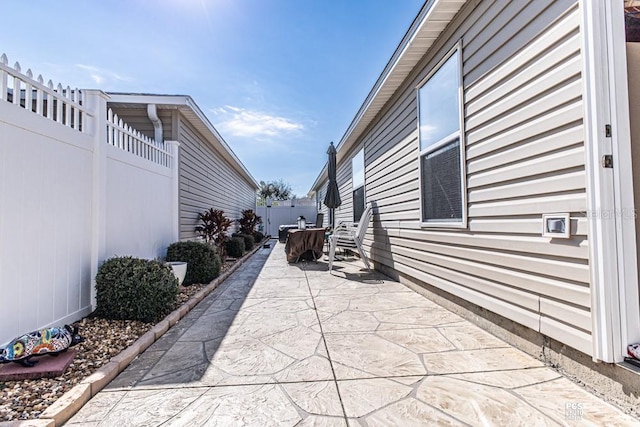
{"left": 0, "top": 54, "right": 179, "bottom": 346}
{"left": 0, "top": 100, "right": 94, "bottom": 346}
{"left": 256, "top": 200, "right": 319, "bottom": 236}
{"left": 107, "top": 108, "right": 173, "bottom": 167}
{"left": 105, "top": 144, "right": 175, "bottom": 261}
{"left": 0, "top": 53, "right": 91, "bottom": 130}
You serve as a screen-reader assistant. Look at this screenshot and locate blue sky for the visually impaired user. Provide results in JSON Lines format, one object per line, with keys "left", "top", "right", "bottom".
{"left": 3, "top": 0, "right": 424, "bottom": 197}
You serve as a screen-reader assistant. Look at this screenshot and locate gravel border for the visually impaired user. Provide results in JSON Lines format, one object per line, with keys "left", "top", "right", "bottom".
{"left": 1, "top": 241, "right": 267, "bottom": 427}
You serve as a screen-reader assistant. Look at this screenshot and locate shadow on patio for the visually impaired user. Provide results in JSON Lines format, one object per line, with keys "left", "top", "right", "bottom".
{"left": 66, "top": 239, "right": 637, "bottom": 425}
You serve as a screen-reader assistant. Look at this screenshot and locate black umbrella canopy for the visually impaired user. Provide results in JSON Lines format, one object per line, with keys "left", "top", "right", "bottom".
{"left": 323, "top": 142, "right": 341, "bottom": 209}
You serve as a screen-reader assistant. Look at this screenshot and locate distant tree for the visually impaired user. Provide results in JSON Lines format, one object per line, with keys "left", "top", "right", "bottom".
{"left": 258, "top": 179, "right": 294, "bottom": 201}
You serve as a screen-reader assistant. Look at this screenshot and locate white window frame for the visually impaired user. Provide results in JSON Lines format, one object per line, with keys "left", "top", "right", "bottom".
{"left": 352, "top": 147, "right": 365, "bottom": 222}
{"left": 417, "top": 42, "right": 467, "bottom": 228}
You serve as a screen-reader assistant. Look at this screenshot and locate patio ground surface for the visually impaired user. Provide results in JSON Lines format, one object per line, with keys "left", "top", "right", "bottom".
{"left": 66, "top": 240, "right": 637, "bottom": 426}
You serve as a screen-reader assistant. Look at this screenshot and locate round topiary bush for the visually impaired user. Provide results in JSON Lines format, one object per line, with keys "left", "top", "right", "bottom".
{"left": 225, "top": 236, "right": 245, "bottom": 258}
{"left": 166, "top": 241, "right": 221, "bottom": 286}
{"left": 95, "top": 256, "right": 178, "bottom": 322}
{"left": 252, "top": 230, "right": 264, "bottom": 243}
{"left": 233, "top": 233, "right": 255, "bottom": 251}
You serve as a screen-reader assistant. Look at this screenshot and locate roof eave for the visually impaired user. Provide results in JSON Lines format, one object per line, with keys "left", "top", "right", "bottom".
{"left": 308, "top": 0, "right": 467, "bottom": 193}
{"left": 105, "top": 93, "right": 260, "bottom": 190}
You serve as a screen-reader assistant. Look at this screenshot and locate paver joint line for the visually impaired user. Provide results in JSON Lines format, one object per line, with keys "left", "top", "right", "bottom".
{"left": 300, "top": 261, "right": 351, "bottom": 424}
{"left": 60, "top": 241, "right": 639, "bottom": 425}
{"left": 31, "top": 242, "right": 265, "bottom": 426}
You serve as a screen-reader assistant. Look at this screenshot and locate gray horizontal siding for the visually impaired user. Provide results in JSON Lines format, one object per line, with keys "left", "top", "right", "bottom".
{"left": 178, "top": 117, "right": 256, "bottom": 239}
{"left": 331, "top": 0, "right": 590, "bottom": 354}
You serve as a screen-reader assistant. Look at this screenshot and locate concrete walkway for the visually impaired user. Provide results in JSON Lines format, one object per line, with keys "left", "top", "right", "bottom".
{"left": 67, "top": 242, "right": 637, "bottom": 426}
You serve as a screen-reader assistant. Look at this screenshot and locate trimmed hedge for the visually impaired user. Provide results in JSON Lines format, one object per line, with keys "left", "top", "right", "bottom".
{"left": 233, "top": 233, "right": 255, "bottom": 251}
{"left": 95, "top": 256, "right": 178, "bottom": 322}
{"left": 225, "top": 236, "right": 245, "bottom": 258}
{"left": 166, "top": 241, "right": 221, "bottom": 286}
{"left": 252, "top": 230, "right": 265, "bottom": 243}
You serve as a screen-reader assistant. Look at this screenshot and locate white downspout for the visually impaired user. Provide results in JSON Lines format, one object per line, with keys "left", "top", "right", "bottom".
{"left": 147, "top": 104, "right": 164, "bottom": 145}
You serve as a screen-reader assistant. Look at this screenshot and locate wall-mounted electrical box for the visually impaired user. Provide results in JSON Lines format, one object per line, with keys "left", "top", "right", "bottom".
{"left": 542, "top": 213, "right": 570, "bottom": 239}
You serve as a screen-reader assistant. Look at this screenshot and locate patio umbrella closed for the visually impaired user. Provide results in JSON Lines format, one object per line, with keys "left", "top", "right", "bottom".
{"left": 323, "top": 142, "right": 341, "bottom": 229}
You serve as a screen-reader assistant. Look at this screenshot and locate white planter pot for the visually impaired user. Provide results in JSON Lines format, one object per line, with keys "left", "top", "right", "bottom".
{"left": 166, "top": 261, "right": 188, "bottom": 286}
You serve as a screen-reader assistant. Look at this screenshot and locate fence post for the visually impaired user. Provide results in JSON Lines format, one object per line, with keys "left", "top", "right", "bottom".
{"left": 166, "top": 140, "right": 180, "bottom": 243}
{"left": 83, "top": 90, "right": 109, "bottom": 310}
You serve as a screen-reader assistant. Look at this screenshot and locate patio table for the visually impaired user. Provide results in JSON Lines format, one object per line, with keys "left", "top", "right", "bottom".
{"left": 284, "top": 227, "right": 326, "bottom": 263}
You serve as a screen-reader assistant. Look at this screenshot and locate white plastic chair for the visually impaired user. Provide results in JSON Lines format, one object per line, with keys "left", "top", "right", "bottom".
{"left": 328, "top": 203, "right": 373, "bottom": 272}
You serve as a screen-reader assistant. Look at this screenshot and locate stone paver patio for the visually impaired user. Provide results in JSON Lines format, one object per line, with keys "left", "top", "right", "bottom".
{"left": 66, "top": 241, "right": 637, "bottom": 426}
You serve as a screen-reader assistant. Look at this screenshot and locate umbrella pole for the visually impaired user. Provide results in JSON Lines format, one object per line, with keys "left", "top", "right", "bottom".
{"left": 329, "top": 207, "right": 343, "bottom": 261}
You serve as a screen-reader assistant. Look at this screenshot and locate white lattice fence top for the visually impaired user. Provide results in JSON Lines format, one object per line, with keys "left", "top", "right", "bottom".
{"left": 106, "top": 108, "right": 173, "bottom": 167}
{"left": 0, "top": 53, "right": 91, "bottom": 131}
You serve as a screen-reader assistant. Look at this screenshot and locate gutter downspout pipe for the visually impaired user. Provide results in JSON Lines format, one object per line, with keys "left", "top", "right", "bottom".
{"left": 147, "top": 104, "right": 164, "bottom": 145}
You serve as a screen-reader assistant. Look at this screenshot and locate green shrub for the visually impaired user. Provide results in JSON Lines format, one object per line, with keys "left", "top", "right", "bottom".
{"left": 95, "top": 256, "right": 178, "bottom": 322}
{"left": 233, "top": 233, "right": 255, "bottom": 251}
{"left": 225, "top": 237, "right": 245, "bottom": 258}
{"left": 166, "top": 241, "right": 221, "bottom": 286}
{"left": 253, "top": 230, "right": 264, "bottom": 243}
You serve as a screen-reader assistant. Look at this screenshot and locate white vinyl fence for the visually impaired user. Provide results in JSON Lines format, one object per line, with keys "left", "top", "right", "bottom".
{"left": 0, "top": 54, "right": 179, "bottom": 346}
{"left": 256, "top": 199, "right": 318, "bottom": 236}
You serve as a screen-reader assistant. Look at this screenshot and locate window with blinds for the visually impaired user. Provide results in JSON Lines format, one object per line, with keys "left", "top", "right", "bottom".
{"left": 352, "top": 148, "right": 365, "bottom": 222}
{"left": 417, "top": 45, "right": 466, "bottom": 226}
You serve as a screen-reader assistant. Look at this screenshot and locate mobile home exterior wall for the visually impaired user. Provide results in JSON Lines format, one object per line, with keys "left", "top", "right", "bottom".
{"left": 177, "top": 117, "right": 257, "bottom": 239}
{"left": 107, "top": 96, "right": 259, "bottom": 241}
{"left": 316, "top": 0, "right": 591, "bottom": 354}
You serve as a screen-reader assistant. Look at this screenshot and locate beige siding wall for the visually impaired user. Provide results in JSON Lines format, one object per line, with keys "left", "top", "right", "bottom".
{"left": 333, "top": 143, "right": 366, "bottom": 225}
{"left": 335, "top": 0, "right": 591, "bottom": 354}
{"left": 178, "top": 117, "right": 256, "bottom": 240}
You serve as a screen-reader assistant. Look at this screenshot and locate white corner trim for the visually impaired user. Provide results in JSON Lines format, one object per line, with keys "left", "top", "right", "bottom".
{"left": 581, "top": 0, "right": 639, "bottom": 363}
{"left": 607, "top": 0, "right": 640, "bottom": 354}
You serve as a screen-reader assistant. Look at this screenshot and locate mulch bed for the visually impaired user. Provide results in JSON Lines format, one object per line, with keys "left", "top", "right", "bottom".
{"left": 0, "top": 259, "right": 237, "bottom": 422}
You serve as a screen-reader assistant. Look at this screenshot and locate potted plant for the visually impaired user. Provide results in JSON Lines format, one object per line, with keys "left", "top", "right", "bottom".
{"left": 165, "top": 261, "right": 188, "bottom": 286}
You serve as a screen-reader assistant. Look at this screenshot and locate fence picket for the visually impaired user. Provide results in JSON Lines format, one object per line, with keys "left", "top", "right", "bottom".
{"left": 73, "top": 89, "right": 80, "bottom": 130}
{"left": 55, "top": 83, "right": 63, "bottom": 123}
{"left": 117, "top": 117, "right": 124, "bottom": 149}
{"left": 25, "top": 69, "right": 33, "bottom": 112}
{"left": 1, "top": 53, "right": 89, "bottom": 131}
{"left": 0, "top": 54, "right": 7, "bottom": 101}
{"left": 65, "top": 85, "right": 72, "bottom": 127}
{"left": 36, "top": 75, "right": 44, "bottom": 115}
{"left": 12, "top": 62, "right": 21, "bottom": 106}
{"left": 46, "top": 80, "right": 54, "bottom": 119}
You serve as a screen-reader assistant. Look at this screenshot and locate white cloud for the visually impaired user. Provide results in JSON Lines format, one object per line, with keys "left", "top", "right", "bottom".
{"left": 75, "top": 64, "right": 130, "bottom": 86}
{"left": 212, "top": 105, "right": 304, "bottom": 138}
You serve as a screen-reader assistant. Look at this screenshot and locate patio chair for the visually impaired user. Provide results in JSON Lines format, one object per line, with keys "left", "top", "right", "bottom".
{"left": 328, "top": 202, "right": 373, "bottom": 272}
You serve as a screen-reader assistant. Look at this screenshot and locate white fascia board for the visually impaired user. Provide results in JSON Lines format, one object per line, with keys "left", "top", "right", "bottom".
{"left": 307, "top": 0, "right": 467, "bottom": 195}
{"left": 105, "top": 93, "right": 190, "bottom": 107}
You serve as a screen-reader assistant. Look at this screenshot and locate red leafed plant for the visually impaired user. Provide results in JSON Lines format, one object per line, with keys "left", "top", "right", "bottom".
{"left": 195, "top": 208, "right": 233, "bottom": 251}
{"left": 238, "top": 209, "right": 262, "bottom": 235}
